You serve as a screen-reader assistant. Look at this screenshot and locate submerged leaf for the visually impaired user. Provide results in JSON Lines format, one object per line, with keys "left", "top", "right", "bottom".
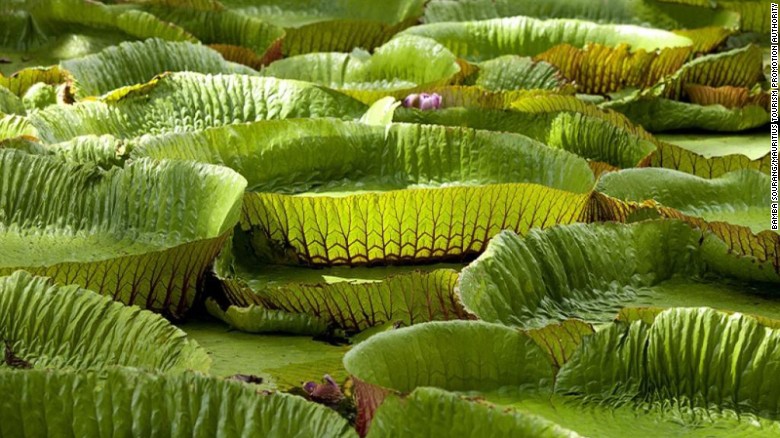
{"left": 179, "top": 319, "right": 351, "bottom": 391}
{"left": 205, "top": 298, "right": 329, "bottom": 335}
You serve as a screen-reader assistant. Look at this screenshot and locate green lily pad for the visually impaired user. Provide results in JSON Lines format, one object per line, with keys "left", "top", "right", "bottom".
{"left": 347, "top": 308, "right": 780, "bottom": 437}
{"left": 457, "top": 220, "right": 779, "bottom": 328}
{"left": 657, "top": 130, "right": 770, "bottom": 161}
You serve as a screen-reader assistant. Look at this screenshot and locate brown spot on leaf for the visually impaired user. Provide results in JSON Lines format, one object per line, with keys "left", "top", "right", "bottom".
{"left": 226, "top": 374, "right": 264, "bottom": 384}
{"left": 4, "top": 341, "right": 32, "bottom": 369}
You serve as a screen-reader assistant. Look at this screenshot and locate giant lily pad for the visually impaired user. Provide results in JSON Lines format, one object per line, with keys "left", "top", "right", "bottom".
{"left": 656, "top": 0, "right": 769, "bottom": 34}
{"left": 0, "top": 149, "right": 246, "bottom": 318}
{"left": 0, "top": 0, "right": 196, "bottom": 75}
{"left": 213, "top": 0, "right": 426, "bottom": 55}
{"left": 604, "top": 94, "right": 769, "bottom": 132}
{"left": 346, "top": 307, "right": 780, "bottom": 436}
{"left": 656, "top": 130, "right": 770, "bottom": 161}
{"left": 0, "top": 367, "right": 357, "bottom": 437}
{"left": 27, "top": 72, "right": 366, "bottom": 143}
{"left": 394, "top": 96, "right": 769, "bottom": 176}
{"left": 601, "top": 45, "right": 769, "bottom": 132}
{"left": 423, "top": 0, "right": 741, "bottom": 30}
{"left": 401, "top": 16, "right": 693, "bottom": 62}
{"left": 597, "top": 168, "right": 772, "bottom": 233}
{"left": 394, "top": 104, "right": 657, "bottom": 168}
{"left": 535, "top": 42, "right": 692, "bottom": 95}
{"left": 649, "top": 46, "right": 765, "bottom": 100}
{"left": 1, "top": 0, "right": 285, "bottom": 74}
{"left": 457, "top": 220, "right": 779, "bottom": 328}
{"left": 260, "top": 35, "right": 461, "bottom": 103}
{"left": 464, "top": 56, "right": 570, "bottom": 91}
{"left": 129, "top": 118, "right": 596, "bottom": 266}
{"left": 0, "top": 270, "right": 210, "bottom": 372}
{"left": 61, "top": 38, "right": 257, "bottom": 98}
{"left": 367, "top": 386, "right": 578, "bottom": 437}
{"left": 131, "top": 0, "right": 285, "bottom": 67}
{"left": 123, "top": 117, "right": 609, "bottom": 333}
{"left": 212, "top": 236, "right": 467, "bottom": 334}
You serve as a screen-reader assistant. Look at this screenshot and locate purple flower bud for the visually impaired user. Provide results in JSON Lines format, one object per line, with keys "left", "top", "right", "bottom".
{"left": 324, "top": 374, "right": 338, "bottom": 387}
{"left": 402, "top": 93, "right": 420, "bottom": 108}
{"left": 418, "top": 93, "right": 442, "bottom": 111}
{"left": 431, "top": 93, "right": 442, "bottom": 108}
{"left": 303, "top": 381, "right": 317, "bottom": 394}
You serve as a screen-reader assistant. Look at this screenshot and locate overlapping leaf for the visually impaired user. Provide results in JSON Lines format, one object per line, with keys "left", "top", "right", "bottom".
{"left": 423, "top": 0, "right": 741, "bottom": 30}
{"left": 401, "top": 16, "right": 692, "bottom": 62}
{"left": 213, "top": 0, "right": 427, "bottom": 55}
{"left": 598, "top": 168, "right": 772, "bottom": 232}
{"left": 656, "top": 0, "right": 770, "bottom": 34}
{"left": 649, "top": 45, "right": 765, "bottom": 100}
{"left": 463, "top": 56, "right": 570, "bottom": 91}
{"left": 651, "top": 134, "right": 771, "bottom": 176}
{"left": 394, "top": 104, "right": 657, "bottom": 168}
{"left": 135, "top": 0, "right": 284, "bottom": 67}
{"left": 62, "top": 38, "right": 257, "bottom": 98}
{"left": 368, "top": 387, "right": 579, "bottom": 438}
{"left": 212, "top": 243, "right": 467, "bottom": 333}
{"left": 124, "top": 118, "right": 602, "bottom": 332}
{"left": 604, "top": 94, "right": 769, "bottom": 132}
{"left": 260, "top": 35, "right": 461, "bottom": 103}
{"left": 0, "top": 66, "right": 72, "bottom": 98}
{"left": 0, "top": 0, "right": 195, "bottom": 74}
{"left": 655, "top": 130, "right": 770, "bottom": 169}
{"left": 27, "top": 72, "right": 366, "bottom": 142}
{"left": 535, "top": 43, "right": 691, "bottom": 94}
{"left": 0, "top": 115, "right": 36, "bottom": 141}
{"left": 600, "top": 45, "right": 769, "bottom": 131}
{"left": 394, "top": 94, "right": 769, "bottom": 176}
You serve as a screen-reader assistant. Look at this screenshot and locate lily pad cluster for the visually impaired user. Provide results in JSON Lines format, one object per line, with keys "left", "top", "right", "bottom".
{"left": 0, "top": 0, "right": 774, "bottom": 436}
